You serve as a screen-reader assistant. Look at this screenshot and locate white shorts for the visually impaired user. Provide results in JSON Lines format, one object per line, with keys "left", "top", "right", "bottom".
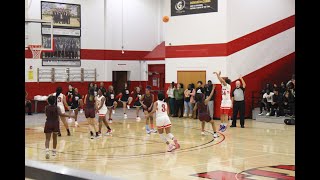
{"left": 156, "top": 116, "right": 172, "bottom": 129}
{"left": 57, "top": 105, "right": 65, "bottom": 114}
{"left": 221, "top": 100, "right": 232, "bottom": 108}
{"left": 98, "top": 107, "right": 108, "bottom": 117}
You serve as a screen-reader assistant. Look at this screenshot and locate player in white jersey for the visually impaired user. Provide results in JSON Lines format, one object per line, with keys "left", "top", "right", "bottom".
{"left": 147, "top": 93, "right": 180, "bottom": 152}
{"left": 214, "top": 71, "right": 232, "bottom": 132}
{"left": 95, "top": 89, "right": 112, "bottom": 136}
{"left": 50, "top": 87, "right": 71, "bottom": 136}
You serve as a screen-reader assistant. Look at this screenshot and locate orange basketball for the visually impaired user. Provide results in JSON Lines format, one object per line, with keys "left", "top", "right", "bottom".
{"left": 162, "top": 16, "right": 169, "bottom": 23}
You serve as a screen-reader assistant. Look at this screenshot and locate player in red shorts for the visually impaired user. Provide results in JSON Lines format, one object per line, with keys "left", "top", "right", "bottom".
{"left": 44, "top": 96, "right": 75, "bottom": 159}
{"left": 214, "top": 71, "right": 232, "bottom": 132}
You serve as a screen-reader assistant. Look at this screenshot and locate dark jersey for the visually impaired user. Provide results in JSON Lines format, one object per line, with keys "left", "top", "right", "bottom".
{"left": 71, "top": 93, "right": 82, "bottom": 109}
{"left": 66, "top": 89, "right": 74, "bottom": 106}
{"left": 85, "top": 94, "right": 95, "bottom": 109}
{"left": 105, "top": 90, "right": 116, "bottom": 106}
{"left": 141, "top": 94, "right": 154, "bottom": 108}
{"left": 45, "top": 105, "right": 60, "bottom": 122}
{"left": 121, "top": 88, "right": 130, "bottom": 101}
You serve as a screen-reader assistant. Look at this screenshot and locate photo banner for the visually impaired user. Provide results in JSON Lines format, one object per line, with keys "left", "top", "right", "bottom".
{"left": 171, "top": 0, "right": 218, "bottom": 16}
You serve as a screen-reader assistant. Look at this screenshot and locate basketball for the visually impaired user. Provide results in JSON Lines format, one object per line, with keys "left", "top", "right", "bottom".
{"left": 162, "top": 16, "right": 169, "bottom": 23}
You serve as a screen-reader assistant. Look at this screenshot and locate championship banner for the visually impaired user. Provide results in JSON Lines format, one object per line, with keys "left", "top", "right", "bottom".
{"left": 171, "top": 0, "right": 218, "bottom": 16}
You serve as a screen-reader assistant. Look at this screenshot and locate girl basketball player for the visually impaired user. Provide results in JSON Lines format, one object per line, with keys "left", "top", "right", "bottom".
{"left": 117, "top": 83, "right": 133, "bottom": 119}
{"left": 140, "top": 86, "right": 157, "bottom": 134}
{"left": 147, "top": 93, "right": 180, "bottom": 152}
{"left": 105, "top": 85, "right": 118, "bottom": 123}
{"left": 44, "top": 96, "right": 75, "bottom": 159}
{"left": 214, "top": 71, "right": 232, "bottom": 132}
{"left": 193, "top": 87, "right": 219, "bottom": 138}
{"left": 96, "top": 89, "right": 112, "bottom": 136}
{"left": 51, "top": 87, "right": 71, "bottom": 136}
{"left": 70, "top": 88, "right": 83, "bottom": 127}
{"left": 84, "top": 87, "right": 99, "bottom": 139}
{"left": 131, "top": 86, "right": 143, "bottom": 121}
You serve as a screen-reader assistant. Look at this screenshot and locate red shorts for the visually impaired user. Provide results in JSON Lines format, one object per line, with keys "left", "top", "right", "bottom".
{"left": 220, "top": 107, "right": 231, "bottom": 115}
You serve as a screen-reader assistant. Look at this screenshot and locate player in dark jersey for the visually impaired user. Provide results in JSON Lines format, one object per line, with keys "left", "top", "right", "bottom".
{"left": 105, "top": 85, "right": 118, "bottom": 123}
{"left": 117, "top": 82, "right": 133, "bottom": 119}
{"left": 66, "top": 84, "right": 74, "bottom": 107}
{"left": 131, "top": 86, "right": 143, "bottom": 121}
{"left": 84, "top": 87, "right": 99, "bottom": 139}
{"left": 140, "top": 86, "right": 157, "bottom": 134}
{"left": 44, "top": 96, "right": 75, "bottom": 159}
{"left": 193, "top": 87, "right": 219, "bottom": 138}
{"left": 70, "top": 88, "right": 83, "bottom": 127}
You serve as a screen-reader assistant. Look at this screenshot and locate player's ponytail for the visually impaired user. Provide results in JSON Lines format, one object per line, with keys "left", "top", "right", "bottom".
{"left": 55, "top": 87, "right": 62, "bottom": 105}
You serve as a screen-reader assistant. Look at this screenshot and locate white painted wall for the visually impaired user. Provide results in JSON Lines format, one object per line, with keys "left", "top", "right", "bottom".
{"left": 165, "top": 57, "right": 227, "bottom": 84}
{"left": 227, "top": 0, "right": 295, "bottom": 41}
{"left": 163, "top": 0, "right": 227, "bottom": 46}
{"left": 226, "top": 27, "right": 295, "bottom": 81}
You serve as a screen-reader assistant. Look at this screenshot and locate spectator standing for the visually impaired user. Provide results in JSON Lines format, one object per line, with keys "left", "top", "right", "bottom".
{"left": 173, "top": 83, "right": 184, "bottom": 118}
{"left": 279, "top": 82, "right": 286, "bottom": 95}
{"left": 166, "top": 82, "right": 175, "bottom": 116}
{"left": 204, "top": 80, "right": 215, "bottom": 120}
{"left": 184, "top": 84, "right": 194, "bottom": 118}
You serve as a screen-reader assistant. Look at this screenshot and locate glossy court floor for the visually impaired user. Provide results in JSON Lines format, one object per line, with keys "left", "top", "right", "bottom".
{"left": 25, "top": 109, "right": 295, "bottom": 180}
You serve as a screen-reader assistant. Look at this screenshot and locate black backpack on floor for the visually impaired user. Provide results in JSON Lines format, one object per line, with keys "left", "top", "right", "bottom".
{"left": 284, "top": 118, "right": 295, "bottom": 125}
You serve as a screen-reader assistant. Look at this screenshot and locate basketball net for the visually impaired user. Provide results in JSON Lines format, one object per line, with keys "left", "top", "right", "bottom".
{"left": 28, "top": 45, "right": 43, "bottom": 59}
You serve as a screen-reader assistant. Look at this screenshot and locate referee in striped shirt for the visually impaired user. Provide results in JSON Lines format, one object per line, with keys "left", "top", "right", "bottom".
{"left": 231, "top": 75, "right": 246, "bottom": 128}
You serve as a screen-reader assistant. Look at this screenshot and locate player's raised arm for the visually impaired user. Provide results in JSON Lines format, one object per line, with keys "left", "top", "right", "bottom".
{"left": 214, "top": 71, "right": 227, "bottom": 86}
{"left": 239, "top": 75, "right": 246, "bottom": 88}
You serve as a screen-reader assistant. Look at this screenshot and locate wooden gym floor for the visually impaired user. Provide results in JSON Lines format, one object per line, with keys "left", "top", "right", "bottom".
{"left": 25, "top": 109, "right": 295, "bottom": 180}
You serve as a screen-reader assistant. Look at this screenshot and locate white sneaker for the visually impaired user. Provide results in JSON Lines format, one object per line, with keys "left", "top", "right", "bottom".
{"left": 127, "top": 105, "right": 130, "bottom": 109}
{"left": 90, "top": 135, "right": 94, "bottom": 139}
{"left": 258, "top": 113, "right": 264, "bottom": 116}
{"left": 151, "top": 129, "right": 157, "bottom": 133}
{"left": 136, "top": 117, "right": 141, "bottom": 121}
{"left": 201, "top": 131, "right": 205, "bottom": 135}
{"left": 183, "top": 113, "right": 187, "bottom": 117}
{"left": 167, "top": 144, "right": 176, "bottom": 152}
{"left": 75, "top": 121, "right": 79, "bottom": 127}
{"left": 112, "top": 109, "right": 115, "bottom": 114}
{"left": 266, "top": 112, "right": 270, "bottom": 116}
{"left": 109, "top": 119, "right": 113, "bottom": 123}
{"left": 213, "top": 133, "right": 219, "bottom": 138}
{"left": 146, "top": 129, "right": 151, "bottom": 134}
{"left": 52, "top": 150, "right": 56, "bottom": 156}
{"left": 45, "top": 151, "right": 50, "bottom": 159}
{"left": 124, "top": 114, "right": 128, "bottom": 119}
{"left": 80, "top": 109, "right": 83, "bottom": 113}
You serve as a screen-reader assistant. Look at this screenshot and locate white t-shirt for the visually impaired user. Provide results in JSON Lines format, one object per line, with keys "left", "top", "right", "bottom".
{"left": 263, "top": 92, "right": 274, "bottom": 103}
{"left": 156, "top": 100, "right": 168, "bottom": 118}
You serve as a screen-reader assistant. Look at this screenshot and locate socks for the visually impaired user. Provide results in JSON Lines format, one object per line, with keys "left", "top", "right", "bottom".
{"left": 145, "top": 125, "right": 150, "bottom": 131}
{"left": 107, "top": 126, "right": 111, "bottom": 130}
{"left": 46, "top": 148, "right": 49, "bottom": 152}
{"left": 90, "top": 131, "right": 94, "bottom": 136}
{"left": 151, "top": 124, "right": 154, "bottom": 129}
{"left": 96, "top": 132, "right": 99, "bottom": 136}
{"left": 167, "top": 133, "right": 174, "bottom": 140}
{"left": 159, "top": 133, "right": 168, "bottom": 143}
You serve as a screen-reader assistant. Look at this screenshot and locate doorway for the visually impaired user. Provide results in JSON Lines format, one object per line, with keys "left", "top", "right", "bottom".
{"left": 112, "top": 71, "right": 128, "bottom": 95}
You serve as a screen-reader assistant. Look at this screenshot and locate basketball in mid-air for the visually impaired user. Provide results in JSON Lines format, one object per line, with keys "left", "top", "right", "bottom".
{"left": 162, "top": 16, "right": 169, "bottom": 23}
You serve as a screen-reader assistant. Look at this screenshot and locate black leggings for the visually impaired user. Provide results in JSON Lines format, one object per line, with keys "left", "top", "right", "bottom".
{"left": 174, "top": 99, "right": 184, "bottom": 117}
{"left": 25, "top": 101, "right": 32, "bottom": 114}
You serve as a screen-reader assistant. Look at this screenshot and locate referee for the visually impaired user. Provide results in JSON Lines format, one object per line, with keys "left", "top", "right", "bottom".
{"left": 231, "top": 75, "right": 246, "bottom": 128}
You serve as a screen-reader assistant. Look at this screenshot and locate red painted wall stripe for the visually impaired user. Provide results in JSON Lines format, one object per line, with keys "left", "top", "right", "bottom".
{"left": 25, "top": 15, "right": 294, "bottom": 60}
{"left": 166, "top": 15, "right": 295, "bottom": 58}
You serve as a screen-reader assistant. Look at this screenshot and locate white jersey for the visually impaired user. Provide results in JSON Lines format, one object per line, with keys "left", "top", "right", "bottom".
{"left": 156, "top": 100, "right": 168, "bottom": 118}
{"left": 53, "top": 93, "right": 65, "bottom": 114}
{"left": 95, "top": 95, "right": 108, "bottom": 115}
{"left": 221, "top": 84, "right": 232, "bottom": 108}
{"left": 221, "top": 84, "right": 231, "bottom": 100}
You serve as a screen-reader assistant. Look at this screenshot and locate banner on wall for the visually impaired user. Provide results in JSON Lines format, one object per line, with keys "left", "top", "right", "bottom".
{"left": 28, "top": 70, "right": 34, "bottom": 80}
{"left": 171, "top": 0, "right": 218, "bottom": 16}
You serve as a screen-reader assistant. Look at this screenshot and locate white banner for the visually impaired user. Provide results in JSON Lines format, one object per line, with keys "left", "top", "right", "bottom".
{"left": 42, "top": 27, "right": 81, "bottom": 36}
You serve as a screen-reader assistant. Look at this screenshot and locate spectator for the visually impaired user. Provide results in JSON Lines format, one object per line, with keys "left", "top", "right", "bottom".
{"left": 184, "top": 84, "right": 194, "bottom": 118}
{"left": 204, "top": 80, "right": 216, "bottom": 121}
{"left": 286, "top": 74, "right": 295, "bottom": 87}
{"left": 196, "top": 81, "right": 204, "bottom": 94}
{"left": 166, "top": 82, "right": 175, "bottom": 116}
{"left": 259, "top": 89, "right": 274, "bottom": 116}
{"left": 99, "top": 82, "right": 107, "bottom": 96}
{"left": 189, "top": 83, "right": 196, "bottom": 118}
{"left": 270, "top": 88, "right": 282, "bottom": 116}
{"left": 93, "top": 84, "right": 98, "bottom": 96}
{"left": 282, "top": 90, "right": 295, "bottom": 117}
{"left": 273, "top": 83, "right": 278, "bottom": 90}
{"left": 279, "top": 82, "right": 286, "bottom": 95}
{"left": 173, "top": 83, "right": 184, "bottom": 118}
{"left": 25, "top": 91, "right": 32, "bottom": 115}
